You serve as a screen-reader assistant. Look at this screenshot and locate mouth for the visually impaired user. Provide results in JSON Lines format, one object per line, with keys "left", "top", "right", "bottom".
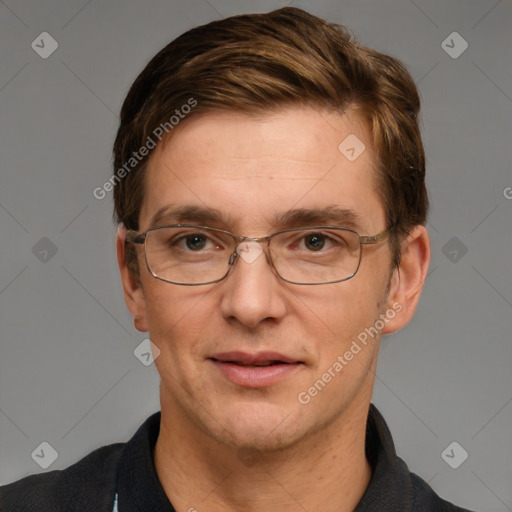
{"left": 210, "top": 351, "right": 301, "bottom": 365}
{"left": 211, "top": 360, "right": 292, "bottom": 367}
{"left": 209, "top": 351, "right": 304, "bottom": 388}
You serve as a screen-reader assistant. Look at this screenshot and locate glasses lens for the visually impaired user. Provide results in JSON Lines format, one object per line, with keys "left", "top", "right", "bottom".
{"left": 145, "top": 227, "right": 234, "bottom": 284}
{"left": 271, "top": 228, "right": 361, "bottom": 284}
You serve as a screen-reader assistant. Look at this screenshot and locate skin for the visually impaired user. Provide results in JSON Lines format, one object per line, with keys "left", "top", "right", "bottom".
{"left": 117, "top": 106, "right": 430, "bottom": 512}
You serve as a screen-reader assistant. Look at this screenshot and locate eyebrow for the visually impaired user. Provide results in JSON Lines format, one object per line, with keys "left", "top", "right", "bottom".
{"left": 148, "top": 204, "right": 364, "bottom": 231}
{"left": 273, "top": 207, "right": 363, "bottom": 230}
{"left": 149, "top": 204, "right": 232, "bottom": 228}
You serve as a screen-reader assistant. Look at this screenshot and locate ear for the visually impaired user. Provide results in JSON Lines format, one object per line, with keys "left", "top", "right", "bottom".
{"left": 116, "top": 225, "right": 149, "bottom": 332}
{"left": 382, "top": 225, "right": 431, "bottom": 334}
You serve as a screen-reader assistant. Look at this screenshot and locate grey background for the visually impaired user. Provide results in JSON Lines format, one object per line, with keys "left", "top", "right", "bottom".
{"left": 0, "top": 0, "right": 511, "bottom": 510}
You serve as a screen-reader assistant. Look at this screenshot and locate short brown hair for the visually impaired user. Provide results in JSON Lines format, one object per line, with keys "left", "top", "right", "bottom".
{"left": 113, "top": 7, "right": 428, "bottom": 267}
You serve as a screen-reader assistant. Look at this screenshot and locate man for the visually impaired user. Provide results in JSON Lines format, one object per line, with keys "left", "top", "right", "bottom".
{"left": 0, "top": 7, "right": 474, "bottom": 512}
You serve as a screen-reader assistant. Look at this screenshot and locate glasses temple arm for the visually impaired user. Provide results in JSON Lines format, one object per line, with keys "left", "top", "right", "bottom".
{"left": 125, "top": 230, "right": 146, "bottom": 244}
{"left": 359, "top": 229, "right": 391, "bottom": 245}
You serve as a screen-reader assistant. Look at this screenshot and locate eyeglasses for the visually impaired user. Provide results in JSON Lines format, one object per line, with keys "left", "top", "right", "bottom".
{"left": 126, "top": 224, "right": 390, "bottom": 286}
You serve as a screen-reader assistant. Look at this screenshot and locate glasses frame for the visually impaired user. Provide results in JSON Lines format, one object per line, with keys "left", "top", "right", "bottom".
{"left": 126, "top": 224, "right": 391, "bottom": 286}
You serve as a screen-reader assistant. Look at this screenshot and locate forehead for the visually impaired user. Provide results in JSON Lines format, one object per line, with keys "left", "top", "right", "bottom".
{"left": 140, "top": 107, "right": 385, "bottom": 234}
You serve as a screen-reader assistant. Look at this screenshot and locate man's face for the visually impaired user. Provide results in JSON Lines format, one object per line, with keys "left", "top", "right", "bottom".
{"left": 130, "top": 107, "right": 398, "bottom": 451}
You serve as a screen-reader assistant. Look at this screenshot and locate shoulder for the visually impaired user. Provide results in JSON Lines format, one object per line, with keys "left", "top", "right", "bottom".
{"left": 0, "top": 442, "right": 124, "bottom": 512}
{"left": 363, "top": 405, "right": 476, "bottom": 512}
{"left": 410, "top": 472, "right": 475, "bottom": 512}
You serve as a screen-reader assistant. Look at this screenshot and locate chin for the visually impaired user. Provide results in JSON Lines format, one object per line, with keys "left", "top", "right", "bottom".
{"left": 207, "top": 401, "right": 307, "bottom": 451}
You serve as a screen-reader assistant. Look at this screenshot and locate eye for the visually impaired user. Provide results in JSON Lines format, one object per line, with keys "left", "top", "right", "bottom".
{"left": 171, "top": 232, "right": 218, "bottom": 251}
{"left": 288, "top": 230, "right": 351, "bottom": 253}
{"left": 303, "top": 233, "right": 327, "bottom": 251}
{"left": 183, "top": 233, "right": 208, "bottom": 251}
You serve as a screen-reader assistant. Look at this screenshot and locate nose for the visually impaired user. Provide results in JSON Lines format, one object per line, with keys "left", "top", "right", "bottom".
{"left": 219, "top": 241, "right": 287, "bottom": 329}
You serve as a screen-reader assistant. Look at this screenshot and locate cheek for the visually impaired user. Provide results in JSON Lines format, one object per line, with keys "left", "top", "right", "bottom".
{"left": 300, "top": 277, "right": 385, "bottom": 336}
{"left": 143, "top": 283, "right": 211, "bottom": 353}
{"left": 297, "top": 268, "right": 390, "bottom": 379}
{"left": 323, "top": 298, "right": 378, "bottom": 357}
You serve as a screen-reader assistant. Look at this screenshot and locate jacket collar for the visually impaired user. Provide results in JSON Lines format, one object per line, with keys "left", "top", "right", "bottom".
{"left": 117, "top": 404, "right": 414, "bottom": 511}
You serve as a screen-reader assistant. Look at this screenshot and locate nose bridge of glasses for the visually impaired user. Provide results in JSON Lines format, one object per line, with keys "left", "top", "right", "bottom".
{"left": 232, "top": 238, "right": 271, "bottom": 266}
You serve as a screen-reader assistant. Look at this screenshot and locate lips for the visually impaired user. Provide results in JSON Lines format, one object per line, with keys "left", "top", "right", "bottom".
{"left": 210, "top": 351, "right": 300, "bottom": 365}
{"left": 209, "top": 351, "right": 304, "bottom": 388}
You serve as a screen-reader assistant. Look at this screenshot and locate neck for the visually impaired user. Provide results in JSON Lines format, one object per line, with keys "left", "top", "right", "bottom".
{"left": 154, "top": 397, "right": 372, "bottom": 512}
